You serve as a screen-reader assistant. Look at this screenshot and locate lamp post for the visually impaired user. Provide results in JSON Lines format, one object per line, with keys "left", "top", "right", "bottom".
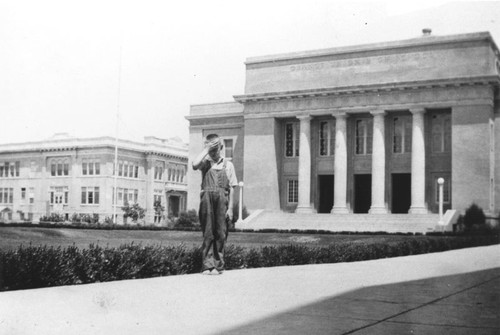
{"left": 237, "top": 181, "right": 244, "bottom": 225}
{"left": 438, "top": 178, "right": 444, "bottom": 226}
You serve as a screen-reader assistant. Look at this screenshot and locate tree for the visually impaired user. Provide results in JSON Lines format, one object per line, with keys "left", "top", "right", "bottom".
{"left": 121, "top": 202, "right": 146, "bottom": 222}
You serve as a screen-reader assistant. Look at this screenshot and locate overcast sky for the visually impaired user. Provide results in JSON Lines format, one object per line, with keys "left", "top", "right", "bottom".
{"left": 1, "top": 0, "right": 499, "bottom": 145}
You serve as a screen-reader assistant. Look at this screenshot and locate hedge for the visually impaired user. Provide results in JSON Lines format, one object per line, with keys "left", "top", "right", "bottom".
{"left": 1, "top": 235, "right": 498, "bottom": 292}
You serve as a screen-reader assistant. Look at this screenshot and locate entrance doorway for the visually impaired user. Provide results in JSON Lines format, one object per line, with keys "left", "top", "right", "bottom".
{"left": 354, "top": 174, "right": 371, "bottom": 213}
{"left": 318, "top": 175, "right": 334, "bottom": 213}
{"left": 169, "top": 196, "right": 180, "bottom": 217}
{"left": 392, "top": 173, "right": 411, "bottom": 213}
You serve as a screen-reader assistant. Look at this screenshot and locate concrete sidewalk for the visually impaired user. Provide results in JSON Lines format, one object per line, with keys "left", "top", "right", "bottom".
{"left": 1, "top": 245, "right": 499, "bottom": 335}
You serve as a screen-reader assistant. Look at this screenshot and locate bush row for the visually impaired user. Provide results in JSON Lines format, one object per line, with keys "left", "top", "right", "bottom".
{"left": 1, "top": 234, "right": 498, "bottom": 292}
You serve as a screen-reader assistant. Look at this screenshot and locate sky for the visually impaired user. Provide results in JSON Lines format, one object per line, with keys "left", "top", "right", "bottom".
{"left": 1, "top": 0, "right": 499, "bottom": 145}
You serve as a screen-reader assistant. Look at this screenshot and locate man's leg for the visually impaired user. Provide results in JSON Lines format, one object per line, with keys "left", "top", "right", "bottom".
{"left": 200, "top": 192, "right": 216, "bottom": 271}
{"left": 213, "top": 192, "right": 229, "bottom": 272}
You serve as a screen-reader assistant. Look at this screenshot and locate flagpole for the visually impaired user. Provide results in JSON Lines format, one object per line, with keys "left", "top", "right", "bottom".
{"left": 113, "top": 42, "right": 122, "bottom": 225}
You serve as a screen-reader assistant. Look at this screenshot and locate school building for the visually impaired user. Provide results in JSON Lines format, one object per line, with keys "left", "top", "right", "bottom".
{"left": 0, "top": 133, "right": 188, "bottom": 224}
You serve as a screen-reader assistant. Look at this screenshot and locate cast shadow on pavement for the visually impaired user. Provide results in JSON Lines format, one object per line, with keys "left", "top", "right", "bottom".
{"left": 218, "top": 268, "right": 500, "bottom": 335}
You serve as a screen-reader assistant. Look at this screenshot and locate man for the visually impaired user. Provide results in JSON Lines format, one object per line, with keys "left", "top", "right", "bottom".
{"left": 192, "top": 134, "right": 238, "bottom": 275}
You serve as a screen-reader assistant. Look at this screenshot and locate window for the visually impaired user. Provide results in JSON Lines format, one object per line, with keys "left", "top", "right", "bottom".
{"left": 154, "top": 161, "right": 165, "bottom": 180}
{"left": 435, "top": 177, "right": 451, "bottom": 204}
{"left": 393, "top": 116, "right": 412, "bottom": 154}
{"left": 0, "top": 161, "right": 20, "bottom": 178}
{"left": 116, "top": 160, "right": 139, "bottom": 178}
{"left": 81, "top": 187, "right": 99, "bottom": 204}
{"left": 112, "top": 187, "right": 138, "bottom": 206}
{"left": 285, "top": 122, "right": 300, "bottom": 157}
{"left": 50, "top": 187, "right": 69, "bottom": 205}
{"left": 319, "top": 120, "right": 335, "bottom": 156}
{"left": 167, "top": 164, "right": 186, "bottom": 183}
{"left": 355, "top": 118, "right": 373, "bottom": 155}
{"left": 0, "top": 188, "right": 14, "bottom": 204}
{"left": 224, "top": 139, "right": 234, "bottom": 159}
{"left": 82, "top": 159, "right": 100, "bottom": 176}
{"left": 153, "top": 189, "right": 163, "bottom": 223}
{"left": 50, "top": 158, "right": 70, "bottom": 176}
{"left": 28, "top": 188, "right": 34, "bottom": 204}
{"left": 431, "top": 114, "right": 451, "bottom": 153}
{"left": 287, "top": 180, "right": 299, "bottom": 203}
{"left": 21, "top": 188, "right": 26, "bottom": 202}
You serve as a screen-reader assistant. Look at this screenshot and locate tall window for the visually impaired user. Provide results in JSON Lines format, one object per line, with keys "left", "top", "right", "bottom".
{"left": 50, "top": 158, "right": 69, "bottom": 176}
{"left": 0, "top": 161, "right": 20, "bottom": 178}
{"left": 319, "top": 120, "right": 335, "bottom": 156}
{"left": 21, "top": 188, "right": 26, "bottom": 202}
{"left": 153, "top": 189, "right": 163, "bottom": 223}
{"left": 224, "top": 139, "right": 234, "bottom": 159}
{"left": 154, "top": 162, "right": 165, "bottom": 181}
{"left": 82, "top": 159, "right": 100, "bottom": 175}
{"left": 431, "top": 114, "right": 451, "bottom": 153}
{"left": 285, "top": 123, "right": 300, "bottom": 157}
{"left": 287, "top": 180, "right": 299, "bottom": 204}
{"left": 28, "top": 188, "right": 35, "bottom": 204}
{"left": 116, "top": 160, "right": 139, "bottom": 178}
{"left": 393, "top": 116, "right": 412, "bottom": 154}
{"left": 50, "top": 187, "right": 69, "bottom": 204}
{"left": 113, "top": 188, "right": 138, "bottom": 205}
{"left": 0, "top": 188, "right": 14, "bottom": 204}
{"left": 355, "top": 118, "right": 373, "bottom": 155}
{"left": 81, "top": 187, "right": 100, "bottom": 204}
{"left": 167, "top": 164, "right": 186, "bottom": 183}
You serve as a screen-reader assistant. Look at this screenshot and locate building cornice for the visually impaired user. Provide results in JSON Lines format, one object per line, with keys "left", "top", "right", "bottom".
{"left": 245, "top": 32, "right": 499, "bottom": 66}
{"left": 234, "top": 76, "right": 500, "bottom": 103}
{"left": 0, "top": 136, "right": 188, "bottom": 159}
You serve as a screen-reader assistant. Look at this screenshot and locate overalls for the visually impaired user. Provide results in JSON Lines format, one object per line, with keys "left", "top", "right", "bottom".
{"left": 199, "top": 159, "right": 230, "bottom": 272}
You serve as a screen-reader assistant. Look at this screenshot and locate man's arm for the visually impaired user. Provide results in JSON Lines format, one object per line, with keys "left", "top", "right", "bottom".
{"left": 192, "top": 147, "right": 209, "bottom": 170}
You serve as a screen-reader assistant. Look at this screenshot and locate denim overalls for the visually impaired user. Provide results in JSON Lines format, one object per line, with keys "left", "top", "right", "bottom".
{"left": 199, "top": 159, "right": 230, "bottom": 272}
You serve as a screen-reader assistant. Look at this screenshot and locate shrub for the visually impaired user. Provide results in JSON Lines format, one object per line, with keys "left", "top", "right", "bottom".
{"left": 463, "top": 203, "right": 486, "bottom": 227}
{"left": 1, "top": 234, "right": 498, "bottom": 292}
{"left": 39, "top": 213, "right": 65, "bottom": 223}
{"left": 175, "top": 210, "right": 199, "bottom": 228}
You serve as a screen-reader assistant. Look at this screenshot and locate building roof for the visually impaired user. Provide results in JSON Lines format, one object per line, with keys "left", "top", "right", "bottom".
{"left": 0, "top": 135, "right": 188, "bottom": 160}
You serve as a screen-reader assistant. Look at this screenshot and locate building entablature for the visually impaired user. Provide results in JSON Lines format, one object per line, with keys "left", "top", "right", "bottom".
{"left": 237, "top": 80, "right": 497, "bottom": 119}
{"left": 234, "top": 77, "right": 499, "bottom": 104}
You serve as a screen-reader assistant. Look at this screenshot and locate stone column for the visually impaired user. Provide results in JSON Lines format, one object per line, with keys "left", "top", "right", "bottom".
{"left": 331, "top": 113, "right": 349, "bottom": 213}
{"left": 369, "top": 110, "right": 388, "bottom": 214}
{"left": 296, "top": 115, "right": 314, "bottom": 213}
{"left": 409, "top": 108, "right": 428, "bottom": 214}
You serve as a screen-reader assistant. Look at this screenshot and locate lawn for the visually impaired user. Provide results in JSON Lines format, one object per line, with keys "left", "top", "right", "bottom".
{"left": 0, "top": 226, "right": 426, "bottom": 251}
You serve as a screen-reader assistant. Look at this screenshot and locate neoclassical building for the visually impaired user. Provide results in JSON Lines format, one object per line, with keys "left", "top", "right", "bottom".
{"left": 187, "top": 31, "right": 499, "bottom": 220}
{"left": 0, "top": 134, "right": 188, "bottom": 224}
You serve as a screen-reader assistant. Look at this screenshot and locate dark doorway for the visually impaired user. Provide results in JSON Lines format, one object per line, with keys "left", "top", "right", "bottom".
{"left": 354, "top": 174, "right": 371, "bottom": 213}
{"left": 169, "top": 196, "right": 180, "bottom": 217}
{"left": 318, "top": 175, "right": 334, "bottom": 213}
{"left": 392, "top": 173, "right": 411, "bottom": 213}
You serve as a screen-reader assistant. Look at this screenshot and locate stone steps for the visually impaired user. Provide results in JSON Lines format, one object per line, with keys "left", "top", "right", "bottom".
{"left": 239, "top": 211, "right": 440, "bottom": 234}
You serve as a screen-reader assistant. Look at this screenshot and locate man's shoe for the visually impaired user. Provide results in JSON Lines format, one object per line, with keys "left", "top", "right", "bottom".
{"left": 202, "top": 269, "right": 211, "bottom": 275}
{"left": 210, "top": 269, "right": 222, "bottom": 275}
